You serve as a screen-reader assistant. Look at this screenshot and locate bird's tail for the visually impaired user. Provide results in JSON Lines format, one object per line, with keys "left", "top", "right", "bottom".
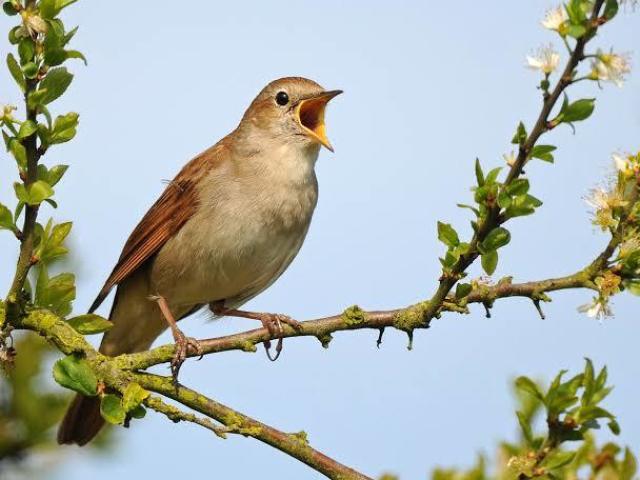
{"left": 57, "top": 394, "right": 105, "bottom": 446}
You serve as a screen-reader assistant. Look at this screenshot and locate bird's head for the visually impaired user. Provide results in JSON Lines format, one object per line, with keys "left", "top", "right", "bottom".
{"left": 240, "top": 77, "right": 342, "bottom": 152}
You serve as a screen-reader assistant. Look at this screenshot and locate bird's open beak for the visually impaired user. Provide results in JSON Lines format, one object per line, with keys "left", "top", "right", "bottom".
{"left": 296, "top": 90, "right": 342, "bottom": 152}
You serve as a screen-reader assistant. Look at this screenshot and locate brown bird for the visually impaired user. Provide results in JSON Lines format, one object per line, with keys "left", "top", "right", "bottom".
{"left": 57, "top": 77, "right": 341, "bottom": 446}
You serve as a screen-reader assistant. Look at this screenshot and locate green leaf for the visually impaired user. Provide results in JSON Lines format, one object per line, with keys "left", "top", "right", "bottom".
{"left": 100, "top": 394, "right": 126, "bottom": 425}
{"left": 609, "top": 419, "right": 621, "bottom": 435}
{"left": 18, "top": 38, "right": 35, "bottom": 64}
{"left": 455, "top": 283, "right": 472, "bottom": 299}
{"left": 35, "top": 270, "right": 75, "bottom": 316}
{"left": 515, "top": 376, "right": 544, "bottom": 402}
{"left": 540, "top": 450, "right": 576, "bottom": 470}
{"left": 39, "top": 0, "right": 58, "bottom": 19}
{"left": 511, "top": 121, "right": 527, "bottom": 145}
{"left": 582, "top": 357, "right": 595, "bottom": 405}
{"left": 53, "top": 354, "right": 98, "bottom": 396}
{"left": 457, "top": 203, "right": 480, "bottom": 216}
{"left": 38, "top": 67, "right": 73, "bottom": 104}
{"left": 561, "top": 98, "right": 596, "bottom": 123}
{"left": 481, "top": 250, "right": 498, "bottom": 275}
{"left": 505, "top": 194, "right": 543, "bottom": 219}
{"left": 22, "top": 61, "right": 38, "bottom": 79}
{"left": 62, "top": 25, "right": 79, "bottom": 45}
{"left": 2, "top": 2, "right": 19, "bottom": 15}
{"left": 474, "top": 158, "right": 484, "bottom": 187}
{"left": 604, "top": 0, "right": 619, "bottom": 20}
{"left": 27, "top": 89, "right": 49, "bottom": 109}
{"left": 17, "top": 120, "right": 37, "bottom": 139}
{"left": 506, "top": 179, "right": 529, "bottom": 196}
{"left": 621, "top": 447, "right": 637, "bottom": 480}
{"left": 566, "top": 24, "right": 587, "bottom": 38}
{"left": 530, "top": 145, "right": 556, "bottom": 163}
{"left": 9, "top": 139, "right": 27, "bottom": 170}
{"left": 13, "top": 182, "right": 28, "bottom": 203}
{"left": 26, "top": 180, "right": 54, "bottom": 205}
{"left": 565, "top": 0, "right": 587, "bottom": 23}
{"left": 0, "top": 203, "right": 14, "bottom": 231}
{"left": 437, "top": 221, "right": 460, "bottom": 248}
{"left": 67, "top": 314, "right": 113, "bottom": 335}
{"left": 57, "top": 0, "right": 78, "bottom": 11}
{"left": 122, "top": 383, "right": 150, "bottom": 413}
{"left": 50, "top": 112, "right": 78, "bottom": 144}
{"left": 485, "top": 167, "right": 502, "bottom": 185}
{"left": 129, "top": 405, "right": 147, "bottom": 419}
{"left": 6, "top": 53, "right": 25, "bottom": 92}
{"left": 38, "top": 163, "right": 68, "bottom": 186}
{"left": 482, "top": 227, "right": 511, "bottom": 251}
{"left": 66, "top": 49, "right": 87, "bottom": 65}
{"left": 516, "top": 410, "right": 535, "bottom": 447}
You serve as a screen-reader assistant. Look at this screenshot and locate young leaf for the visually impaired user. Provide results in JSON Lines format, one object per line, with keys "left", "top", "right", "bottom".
{"left": 26, "top": 180, "right": 55, "bottom": 205}
{"left": 455, "top": 283, "right": 472, "bottom": 299}
{"left": 6, "top": 53, "right": 25, "bottom": 92}
{"left": 437, "top": 221, "right": 460, "bottom": 248}
{"left": 604, "top": 0, "right": 619, "bottom": 20}
{"left": 100, "top": 394, "right": 126, "bottom": 425}
{"left": 530, "top": 145, "right": 556, "bottom": 163}
{"left": 506, "top": 179, "right": 529, "bottom": 196}
{"left": 475, "top": 158, "right": 484, "bottom": 187}
{"left": 39, "top": 67, "right": 73, "bottom": 104}
{"left": 482, "top": 227, "right": 511, "bottom": 251}
{"left": 516, "top": 410, "right": 535, "bottom": 447}
{"left": 511, "top": 121, "right": 527, "bottom": 145}
{"left": 122, "top": 383, "right": 150, "bottom": 413}
{"left": 540, "top": 450, "right": 576, "bottom": 470}
{"left": 67, "top": 314, "right": 113, "bottom": 335}
{"left": 17, "top": 120, "right": 37, "bottom": 139}
{"left": 561, "top": 98, "right": 596, "bottom": 123}
{"left": 53, "top": 355, "right": 98, "bottom": 396}
{"left": 0, "top": 203, "right": 14, "bottom": 231}
{"left": 481, "top": 250, "right": 498, "bottom": 275}
{"left": 515, "top": 376, "right": 544, "bottom": 402}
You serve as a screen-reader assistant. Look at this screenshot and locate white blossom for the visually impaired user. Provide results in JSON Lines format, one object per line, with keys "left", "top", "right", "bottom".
{"left": 585, "top": 187, "right": 611, "bottom": 210}
{"left": 541, "top": 6, "right": 568, "bottom": 31}
{"left": 0, "top": 104, "right": 17, "bottom": 123}
{"left": 526, "top": 45, "right": 561, "bottom": 74}
{"left": 578, "top": 299, "right": 612, "bottom": 321}
{"left": 612, "top": 152, "right": 633, "bottom": 173}
{"left": 503, "top": 151, "right": 517, "bottom": 167}
{"left": 591, "top": 50, "right": 632, "bottom": 87}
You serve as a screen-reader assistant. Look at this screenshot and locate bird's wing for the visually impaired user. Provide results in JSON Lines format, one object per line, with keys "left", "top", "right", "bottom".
{"left": 89, "top": 146, "right": 222, "bottom": 313}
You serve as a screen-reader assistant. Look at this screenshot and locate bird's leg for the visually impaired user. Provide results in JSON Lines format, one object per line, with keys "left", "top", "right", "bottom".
{"left": 209, "top": 302, "right": 302, "bottom": 361}
{"left": 151, "top": 295, "right": 203, "bottom": 382}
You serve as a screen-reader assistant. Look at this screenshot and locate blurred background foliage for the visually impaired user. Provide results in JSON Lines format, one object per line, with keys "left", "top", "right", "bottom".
{"left": 0, "top": 333, "right": 112, "bottom": 479}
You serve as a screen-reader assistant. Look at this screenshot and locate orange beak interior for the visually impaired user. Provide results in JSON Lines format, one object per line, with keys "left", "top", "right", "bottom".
{"left": 296, "top": 90, "right": 342, "bottom": 151}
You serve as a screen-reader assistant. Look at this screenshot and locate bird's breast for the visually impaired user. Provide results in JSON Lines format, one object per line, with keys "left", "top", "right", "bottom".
{"left": 150, "top": 142, "right": 320, "bottom": 308}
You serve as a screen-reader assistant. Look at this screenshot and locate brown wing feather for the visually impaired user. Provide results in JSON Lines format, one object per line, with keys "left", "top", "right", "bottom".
{"left": 88, "top": 151, "right": 213, "bottom": 313}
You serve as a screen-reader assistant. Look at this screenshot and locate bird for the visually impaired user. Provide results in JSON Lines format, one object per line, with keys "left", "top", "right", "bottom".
{"left": 57, "top": 77, "right": 342, "bottom": 446}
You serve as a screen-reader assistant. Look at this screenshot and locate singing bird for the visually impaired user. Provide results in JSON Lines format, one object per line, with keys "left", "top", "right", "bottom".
{"left": 58, "top": 77, "right": 341, "bottom": 446}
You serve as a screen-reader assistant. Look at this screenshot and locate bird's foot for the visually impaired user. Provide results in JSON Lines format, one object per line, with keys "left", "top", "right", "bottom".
{"left": 255, "top": 313, "right": 302, "bottom": 361}
{"left": 171, "top": 330, "right": 203, "bottom": 383}
{"left": 209, "top": 304, "right": 302, "bottom": 361}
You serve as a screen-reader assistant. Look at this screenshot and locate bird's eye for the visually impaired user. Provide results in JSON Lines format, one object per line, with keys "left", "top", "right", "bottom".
{"left": 275, "top": 91, "right": 289, "bottom": 106}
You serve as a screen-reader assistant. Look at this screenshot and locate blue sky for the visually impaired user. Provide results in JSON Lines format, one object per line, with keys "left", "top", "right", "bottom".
{"left": 1, "top": 1, "right": 639, "bottom": 479}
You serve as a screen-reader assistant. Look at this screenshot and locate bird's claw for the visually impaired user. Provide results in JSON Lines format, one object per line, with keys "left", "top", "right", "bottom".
{"left": 258, "top": 313, "right": 301, "bottom": 361}
{"left": 171, "top": 332, "right": 203, "bottom": 384}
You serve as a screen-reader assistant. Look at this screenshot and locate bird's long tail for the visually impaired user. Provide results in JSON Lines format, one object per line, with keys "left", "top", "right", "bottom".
{"left": 57, "top": 394, "right": 104, "bottom": 446}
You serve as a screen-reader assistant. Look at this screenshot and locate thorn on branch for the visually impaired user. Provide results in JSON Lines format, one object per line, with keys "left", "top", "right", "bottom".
{"left": 316, "top": 333, "right": 332, "bottom": 349}
{"left": 532, "top": 299, "right": 546, "bottom": 320}
{"left": 376, "top": 327, "right": 385, "bottom": 348}
{"left": 406, "top": 330, "right": 414, "bottom": 351}
{"left": 483, "top": 302, "right": 492, "bottom": 318}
